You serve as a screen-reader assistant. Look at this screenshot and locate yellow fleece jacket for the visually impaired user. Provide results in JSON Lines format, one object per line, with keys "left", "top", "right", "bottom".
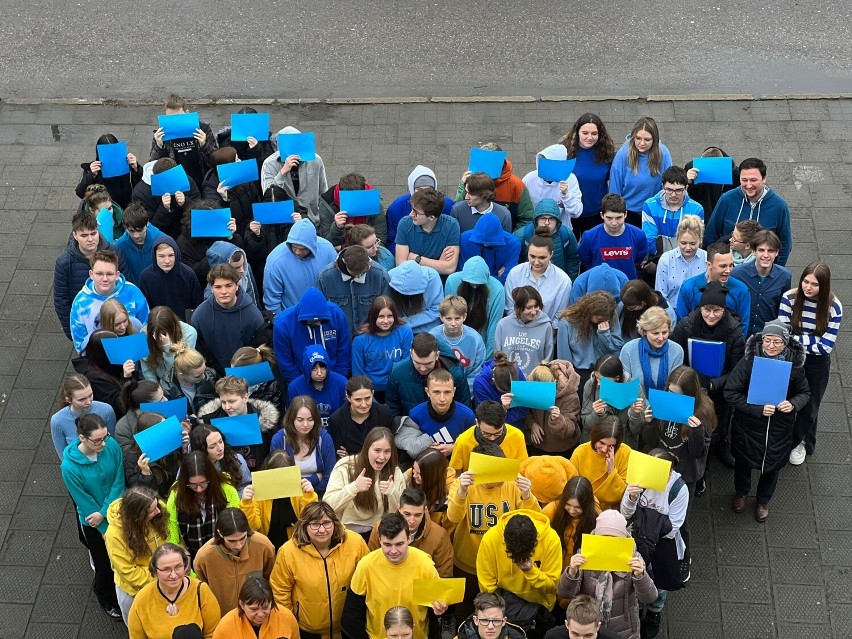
{"left": 476, "top": 509, "right": 562, "bottom": 609}
{"left": 212, "top": 605, "right": 300, "bottom": 639}
{"left": 569, "top": 443, "right": 631, "bottom": 511}
{"left": 448, "top": 424, "right": 529, "bottom": 475}
{"left": 128, "top": 577, "right": 221, "bottom": 639}
{"left": 239, "top": 490, "right": 318, "bottom": 539}
{"left": 446, "top": 479, "right": 540, "bottom": 574}
{"left": 349, "top": 546, "right": 439, "bottom": 639}
{"left": 104, "top": 497, "right": 168, "bottom": 596}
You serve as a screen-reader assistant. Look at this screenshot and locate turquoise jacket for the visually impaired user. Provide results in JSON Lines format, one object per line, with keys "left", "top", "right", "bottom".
{"left": 61, "top": 437, "right": 126, "bottom": 535}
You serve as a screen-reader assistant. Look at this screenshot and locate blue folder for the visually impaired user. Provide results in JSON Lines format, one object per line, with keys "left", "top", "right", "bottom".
{"left": 747, "top": 357, "right": 793, "bottom": 405}
{"left": 688, "top": 339, "right": 726, "bottom": 378}
{"left": 97, "top": 141, "right": 130, "bottom": 178}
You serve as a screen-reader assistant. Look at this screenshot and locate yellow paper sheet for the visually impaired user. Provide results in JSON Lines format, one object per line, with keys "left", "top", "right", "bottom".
{"left": 468, "top": 452, "right": 521, "bottom": 484}
{"left": 250, "top": 466, "right": 304, "bottom": 501}
{"left": 626, "top": 450, "right": 672, "bottom": 491}
{"left": 580, "top": 534, "right": 634, "bottom": 573}
{"left": 411, "top": 578, "right": 466, "bottom": 606}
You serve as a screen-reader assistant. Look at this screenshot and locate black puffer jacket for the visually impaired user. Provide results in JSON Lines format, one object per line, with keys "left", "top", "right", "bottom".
{"left": 723, "top": 335, "right": 810, "bottom": 473}
{"left": 670, "top": 307, "right": 745, "bottom": 396}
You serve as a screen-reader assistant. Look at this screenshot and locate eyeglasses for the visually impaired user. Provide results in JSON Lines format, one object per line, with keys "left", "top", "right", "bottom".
{"left": 186, "top": 480, "right": 210, "bottom": 490}
{"left": 701, "top": 307, "right": 725, "bottom": 316}
{"left": 762, "top": 337, "right": 785, "bottom": 347}
{"left": 85, "top": 432, "right": 111, "bottom": 445}
{"left": 410, "top": 210, "right": 426, "bottom": 218}
{"left": 478, "top": 426, "right": 504, "bottom": 441}
{"left": 663, "top": 187, "right": 685, "bottom": 195}
{"left": 474, "top": 617, "right": 506, "bottom": 627}
{"left": 362, "top": 240, "right": 380, "bottom": 250}
{"left": 308, "top": 520, "right": 335, "bottom": 531}
{"left": 156, "top": 565, "right": 186, "bottom": 576}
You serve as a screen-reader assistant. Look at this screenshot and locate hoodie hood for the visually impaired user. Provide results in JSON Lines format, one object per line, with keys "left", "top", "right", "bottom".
{"left": 63, "top": 440, "right": 98, "bottom": 466}
{"left": 532, "top": 198, "right": 563, "bottom": 231}
{"left": 537, "top": 144, "right": 568, "bottom": 162}
{"left": 150, "top": 234, "right": 183, "bottom": 275}
{"left": 459, "top": 256, "right": 491, "bottom": 285}
{"left": 584, "top": 263, "right": 627, "bottom": 300}
{"left": 206, "top": 241, "right": 244, "bottom": 269}
{"left": 494, "top": 507, "right": 552, "bottom": 533}
{"left": 285, "top": 219, "right": 320, "bottom": 258}
{"left": 278, "top": 126, "right": 301, "bottom": 135}
{"left": 106, "top": 498, "right": 124, "bottom": 530}
{"left": 141, "top": 160, "right": 156, "bottom": 186}
{"left": 297, "top": 287, "right": 333, "bottom": 323}
{"left": 744, "top": 332, "right": 806, "bottom": 368}
{"left": 468, "top": 214, "right": 505, "bottom": 246}
{"left": 301, "top": 343, "right": 330, "bottom": 378}
{"left": 388, "top": 261, "right": 430, "bottom": 295}
{"left": 406, "top": 165, "right": 438, "bottom": 195}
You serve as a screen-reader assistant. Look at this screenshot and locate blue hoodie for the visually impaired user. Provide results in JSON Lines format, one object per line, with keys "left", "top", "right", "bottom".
{"left": 459, "top": 214, "right": 521, "bottom": 284}
{"left": 203, "top": 241, "right": 260, "bottom": 305}
{"left": 385, "top": 165, "right": 455, "bottom": 254}
{"left": 273, "top": 287, "right": 351, "bottom": 384}
{"left": 60, "top": 437, "right": 126, "bottom": 535}
{"left": 70, "top": 274, "right": 150, "bottom": 354}
{"left": 473, "top": 360, "right": 529, "bottom": 428}
{"left": 286, "top": 344, "right": 348, "bottom": 427}
{"left": 263, "top": 219, "right": 337, "bottom": 314}
{"left": 641, "top": 190, "right": 705, "bottom": 255}
{"left": 568, "top": 262, "right": 629, "bottom": 304}
{"left": 609, "top": 139, "right": 673, "bottom": 212}
{"left": 114, "top": 223, "right": 164, "bottom": 284}
{"left": 388, "top": 262, "right": 444, "bottom": 334}
{"left": 515, "top": 198, "right": 580, "bottom": 280}
{"left": 352, "top": 324, "right": 414, "bottom": 391}
{"left": 444, "top": 257, "right": 505, "bottom": 360}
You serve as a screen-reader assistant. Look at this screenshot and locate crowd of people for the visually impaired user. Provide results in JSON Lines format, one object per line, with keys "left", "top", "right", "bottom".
{"left": 49, "top": 96, "right": 843, "bottom": 639}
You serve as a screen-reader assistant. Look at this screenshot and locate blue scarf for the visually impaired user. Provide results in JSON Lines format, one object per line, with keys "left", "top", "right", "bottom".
{"left": 638, "top": 337, "right": 669, "bottom": 392}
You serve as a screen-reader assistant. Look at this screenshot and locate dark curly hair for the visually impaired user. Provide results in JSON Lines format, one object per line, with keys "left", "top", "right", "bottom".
{"left": 503, "top": 514, "right": 538, "bottom": 564}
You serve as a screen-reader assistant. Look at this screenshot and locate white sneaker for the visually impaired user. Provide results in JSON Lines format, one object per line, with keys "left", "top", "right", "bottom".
{"left": 789, "top": 443, "right": 806, "bottom": 465}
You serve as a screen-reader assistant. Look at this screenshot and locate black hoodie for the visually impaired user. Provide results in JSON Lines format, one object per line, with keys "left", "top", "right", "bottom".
{"left": 138, "top": 234, "right": 203, "bottom": 320}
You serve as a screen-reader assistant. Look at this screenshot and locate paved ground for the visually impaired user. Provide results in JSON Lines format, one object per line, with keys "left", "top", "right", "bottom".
{"left": 0, "top": 98, "right": 850, "bottom": 638}
{"left": 2, "top": 1, "right": 852, "bottom": 99}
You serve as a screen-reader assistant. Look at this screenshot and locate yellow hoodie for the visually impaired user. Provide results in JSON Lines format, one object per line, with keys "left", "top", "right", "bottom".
{"left": 446, "top": 479, "right": 540, "bottom": 574}
{"left": 239, "top": 489, "right": 318, "bottom": 539}
{"left": 569, "top": 442, "right": 631, "bottom": 511}
{"left": 448, "top": 424, "right": 528, "bottom": 475}
{"left": 103, "top": 497, "right": 169, "bottom": 596}
{"left": 476, "top": 509, "right": 562, "bottom": 609}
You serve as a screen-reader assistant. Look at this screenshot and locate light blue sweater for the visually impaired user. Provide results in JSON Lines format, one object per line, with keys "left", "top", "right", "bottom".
{"left": 50, "top": 402, "right": 117, "bottom": 460}
{"left": 556, "top": 319, "right": 624, "bottom": 371}
{"left": 619, "top": 337, "right": 684, "bottom": 394}
{"left": 609, "top": 141, "right": 673, "bottom": 212}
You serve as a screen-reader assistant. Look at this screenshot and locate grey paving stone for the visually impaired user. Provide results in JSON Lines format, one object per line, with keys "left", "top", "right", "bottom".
{"left": 777, "top": 624, "right": 834, "bottom": 639}
{"left": 0, "top": 482, "right": 23, "bottom": 515}
{"left": 23, "top": 623, "right": 80, "bottom": 639}
{"left": 21, "top": 245, "right": 66, "bottom": 271}
{"left": 24, "top": 334, "right": 74, "bottom": 361}
{"left": 14, "top": 361, "right": 67, "bottom": 390}
{"left": 34, "top": 308, "right": 63, "bottom": 335}
{"left": 721, "top": 603, "right": 776, "bottom": 639}
{"left": 768, "top": 479, "right": 813, "bottom": 514}
{"left": 808, "top": 463, "right": 852, "bottom": 496}
{"left": 22, "top": 464, "right": 67, "bottom": 497}
{"left": 820, "top": 531, "right": 852, "bottom": 566}
{"left": 30, "top": 585, "right": 88, "bottom": 624}
{"left": 53, "top": 509, "right": 83, "bottom": 550}
{"left": 2, "top": 389, "right": 57, "bottom": 419}
{"left": 768, "top": 548, "right": 825, "bottom": 586}
{"left": 6, "top": 270, "right": 53, "bottom": 296}
{"left": 10, "top": 496, "right": 67, "bottom": 531}
{"left": 0, "top": 566, "right": 44, "bottom": 604}
{"left": 808, "top": 431, "right": 852, "bottom": 464}
{"left": 765, "top": 514, "right": 820, "bottom": 549}
{"left": 42, "top": 546, "right": 93, "bottom": 586}
{"left": 0, "top": 321, "right": 37, "bottom": 348}
{"left": 825, "top": 565, "right": 852, "bottom": 604}
{"left": 0, "top": 603, "right": 32, "bottom": 639}
{"left": 26, "top": 224, "right": 69, "bottom": 248}
{"left": 77, "top": 599, "right": 128, "bottom": 638}
{"left": 717, "top": 566, "right": 772, "bottom": 603}
{"left": 666, "top": 581, "right": 721, "bottom": 622}
{"left": 715, "top": 530, "right": 768, "bottom": 567}
{"left": 814, "top": 402, "right": 851, "bottom": 433}
{"left": 0, "top": 450, "right": 35, "bottom": 480}
{"left": 0, "top": 530, "right": 55, "bottom": 566}
{"left": 0, "top": 294, "right": 46, "bottom": 321}
{"left": 0, "top": 234, "right": 29, "bottom": 258}
{"left": 830, "top": 603, "right": 852, "bottom": 637}
{"left": 0, "top": 347, "right": 26, "bottom": 376}
{"left": 774, "top": 584, "right": 829, "bottom": 623}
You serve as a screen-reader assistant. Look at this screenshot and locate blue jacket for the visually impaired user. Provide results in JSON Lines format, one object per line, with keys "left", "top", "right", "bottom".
{"left": 270, "top": 427, "right": 337, "bottom": 491}
{"left": 704, "top": 186, "right": 793, "bottom": 265}
{"left": 385, "top": 165, "right": 455, "bottom": 254}
{"left": 568, "top": 263, "right": 629, "bottom": 304}
{"left": 641, "top": 191, "right": 705, "bottom": 255}
{"left": 273, "top": 287, "right": 351, "bottom": 384}
{"left": 61, "top": 438, "right": 126, "bottom": 535}
{"left": 515, "top": 198, "right": 580, "bottom": 280}
{"left": 70, "top": 274, "right": 150, "bottom": 354}
{"left": 444, "top": 257, "right": 505, "bottom": 360}
{"left": 139, "top": 234, "right": 203, "bottom": 320}
{"left": 263, "top": 219, "right": 337, "bottom": 314}
{"left": 190, "top": 285, "right": 265, "bottom": 372}
{"left": 408, "top": 401, "right": 476, "bottom": 443}
{"left": 676, "top": 273, "right": 751, "bottom": 337}
{"left": 386, "top": 347, "right": 471, "bottom": 417}
{"left": 459, "top": 214, "right": 521, "bottom": 284}
{"left": 113, "top": 223, "right": 164, "bottom": 285}
{"left": 316, "top": 258, "right": 391, "bottom": 336}
{"left": 609, "top": 140, "right": 673, "bottom": 212}
{"left": 286, "top": 344, "right": 348, "bottom": 427}
{"left": 204, "top": 241, "right": 260, "bottom": 305}
{"left": 472, "top": 359, "right": 529, "bottom": 428}
{"left": 352, "top": 325, "right": 414, "bottom": 391}
{"left": 54, "top": 234, "right": 129, "bottom": 340}
{"left": 731, "top": 262, "right": 793, "bottom": 337}
{"left": 388, "top": 262, "right": 444, "bottom": 334}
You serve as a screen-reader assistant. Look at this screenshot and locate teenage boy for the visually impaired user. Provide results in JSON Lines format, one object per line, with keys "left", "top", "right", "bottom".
{"left": 191, "top": 263, "right": 265, "bottom": 374}
{"left": 578, "top": 194, "right": 648, "bottom": 280}
{"left": 286, "top": 344, "right": 347, "bottom": 427}
{"left": 449, "top": 401, "right": 528, "bottom": 474}
{"left": 54, "top": 211, "right": 128, "bottom": 341}
{"left": 138, "top": 235, "right": 203, "bottom": 320}
{"left": 150, "top": 94, "right": 218, "bottom": 188}
{"left": 69, "top": 250, "right": 149, "bottom": 354}
{"left": 429, "top": 295, "right": 486, "bottom": 392}
{"left": 522, "top": 144, "right": 583, "bottom": 228}
{"left": 367, "top": 487, "right": 454, "bottom": 578}
{"left": 503, "top": 235, "right": 573, "bottom": 329}
{"left": 641, "top": 166, "right": 705, "bottom": 257}
{"left": 450, "top": 172, "right": 512, "bottom": 233}
{"left": 343, "top": 513, "right": 447, "bottom": 639}
{"left": 386, "top": 165, "right": 455, "bottom": 254}
{"left": 728, "top": 219, "right": 762, "bottom": 266}
{"left": 514, "top": 198, "right": 580, "bottom": 281}
{"left": 542, "top": 595, "right": 621, "bottom": 639}
{"left": 395, "top": 187, "right": 461, "bottom": 275}
{"left": 455, "top": 592, "right": 528, "bottom": 639}
{"left": 113, "top": 203, "right": 164, "bottom": 285}
{"left": 396, "top": 369, "right": 477, "bottom": 459}
{"left": 676, "top": 242, "right": 751, "bottom": 336}
{"left": 477, "top": 511, "right": 562, "bottom": 632}
{"left": 317, "top": 172, "right": 387, "bottom": 249}
{"left": 704, "top": 157, "right": 793, "bottom": 265}
{"left": 133, "top": 157, "right": 201, "bottom": 239}
{"left": 731, "top": 230, "right": 792, "bottom": 337}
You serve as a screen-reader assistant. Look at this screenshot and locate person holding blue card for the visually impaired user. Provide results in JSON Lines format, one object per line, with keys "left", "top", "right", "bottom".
{"left": 83, "top": 184, "right": 124, "bottom": 244}
{"left": 317, "top": 173, "right": 387, "bottom": 249}
{"left": 229, "top": 345, "right": 283, "bottom": 412}
{"left": 134, "top": 158, "right": 201, "bottom": 239}
{"left": 260, "top": 126, "right": 329, "bottom": 222}
{"left": 150, "top": 94, "right": 218, "bottom": 188}
{"left": 522, "top": 143, "right": 583, "bottom": 230}
{"left": 723, "top": 319, "right": 810, "bottom": 522}
{"left": 76, "top": 133, "right": 143, "bottom": 208}
{"left": 521, "top": 360, "right": 581, "bottom": 456}
{"left": 580, "top": 355, "right": 645, "bottom": 446}
{"left": 684, "top": 147, "right": 739, "bottom": 218}
{"left": 124, "top": 413, "right": 184, "bottom": 498}
{"left": 219, "top": 107, "right": 277, "bottom": 180}
{"left": 202, "top": 148, "right": 263, "bottom": 237}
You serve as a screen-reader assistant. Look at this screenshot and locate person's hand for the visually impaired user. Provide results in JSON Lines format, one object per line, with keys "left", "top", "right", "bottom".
{"left": 440, "top": 246, "right": 457, "bottom": 262}
{"left": 460, "top": 170, "right": 472, "bottom": 184}
{"left": 89, "top": 160, "right": 102, "bottom": 175}
{"left": 686, "top": 167, "right": 698, "bottom": 183}
{"left": 763, "top": 404, "right": 776, "bottom": 417}
{"left": 497, "top": 265, "right": 505, "bottom": 278}
{"left": 500, "top": 392, "right": 513, "bottom": 409}
{"left": 592, "top": 399, "right": 607, "bottom": 416}
{"left": 432, "top": 600, "right": 448, "bottom": 617}
{"left": 249, "top": 221, "right": 262, "bottom": 236}
{"left": 161, "top": 193, "right": 172, "bottom": 209}
{"left": 597, "top": 320, "right": 610, "bottom": 331}
{"left": 127, "top": 153, "right": 138, "bottom": 170}
{"left": 137, "top": 453, "right": 152, "bottom": 476}
{"left": 458, "top": 471, "right": 474, "bottom": 494}
{"left": 242, "top": 485, "right": 255, "bottom": 500}
{"left": 281, "top": 155, "right": 300, "bottom": 173}
{"left": 549, "top": 405, "right": 561, "bottom": 420}
{"left": 217, "top": 181, "right": 230, "bottom": 202}
{"left": 568, "top": 553, "right": 586, "bottom": 577}
{"left": 777, "top": 401, "right": 794, "bottom": 413}
{"left": 193, "top": 128, "right": 207, "bottom": 146}
{"left": 605, "top": 446, "right": 615, "bottom": 474}
{"left": 175, "top": 191, "right": 186, "bottom": 207}
{"left": 122, "top": 360, "right": 135, "bottom": 378}
{"left": 515, "top": 558, "right": 533, "bottom": 572}
{"left": 530, "top": 422, "right": 545, "bottom": 445}
{"left": 336, "top": 446, "right": 348, "bottom": 458}
{"left": 559, "top": 180, "right": 569, "bottom": 195}
{"left": 301, "top": 478, "right": 315, "bottom": 493}
{"left": 86, "top": 512, "right": 105, "bottom": 527}
{"left": 431, "top": 442, "right": 454, "bottom": 456}
{"left": 626, "top": 483, "right": 643, "bottom": 501}
{"left": 629, "top": 555, "right": 646, "bottom": 577}
{"left": 687, "top": 415, "right": 702, "bottom": 428}
{"left": 379, "top": 475, "right": 394, "bottom": 495}
{"left": 629, "top": 399, "right": 645, "bottom": 416}
{"left": 227, "top": 218, "right": 237, "bottom": 236}
{"left": 334, "top": 211, "right": 348, "bottom": 229}
{"left": 246, "top": 136, "right": 258, "bottom": 149}
{"left": 353, "top": 468, "right": 373, "bottom": 492}
{"left": 181, "top": 430, "right": 190, "bottom": 450}
{"left": 291, "top": 211, "right": 302, "bottom": 223}
{"left": 644, "top": 404, "right": 654, "bottom": 423}
{"left": 516, "top": 474, "right": 532, "bottom": 499}
{"left": 154, "top": 128, "right": 165, "bottom": 149}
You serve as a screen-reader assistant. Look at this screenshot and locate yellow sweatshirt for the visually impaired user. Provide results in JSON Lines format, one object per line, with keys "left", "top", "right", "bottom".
{"left": 349, "top": 546, "right": 439, "bottom": 639}
{"left": 446, "top": 479, "right": 540, "bottom": 574}
{"left": 128, "top": 577, "right": 221, "bottom": 639}
{"left": 212, "top": 606, "right": 300, "bottom": 639}
{"left": 104, "top": 498, "right": 168, "bottom": 596}
{"left": 569, "top": 443, "right": 631, "bottom": 511}
{"left": 448, "top": 424, "right": 528, "bottom": 475}
{"left": 476, "top": 509, "right": 562, "bottom": 609}
{"left": 239, "top": 490, "right": 318, "bottom": 539}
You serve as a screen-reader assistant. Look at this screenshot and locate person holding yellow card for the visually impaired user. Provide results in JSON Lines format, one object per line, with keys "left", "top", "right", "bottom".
{"left": 557, "top": 511, "right": 657, "bottom": 639}
{"left": 449, "top": 401, "right": 528, "bottom": 475}
{"left": 569, "top": 417, "right": 631, "bottom": 510}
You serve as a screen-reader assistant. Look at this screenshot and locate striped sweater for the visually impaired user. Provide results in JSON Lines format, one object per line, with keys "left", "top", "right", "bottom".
{"left": 778, "top": 290, "right": 843, "bottom": 356}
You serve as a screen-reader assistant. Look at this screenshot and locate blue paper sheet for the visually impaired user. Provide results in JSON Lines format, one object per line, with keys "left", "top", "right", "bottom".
{"left": 151, "top": 165, "right": 191, "bottom": 196}
{"left": 133, "top": 416, "right": 184, "bottom": 462}
{"left": 649, "top": 389, "right": 695, "bottom": 425}
{"left": 278, "top": 132, "right": 316, "bottom": 161}
{"left": 210, "top": 413, "right": 263, "bottom": 446}
{"left": 252, "top": 200, "right": 295, "bottom": 224}
{"left": 600, "top": 377, "right": 641, "bottom": 411}
{"left": 101, "top": 332, "right": 150, "bottom": 365}
{"left": 191, "top": 208, "right": 232, "bottom": 238}
{"left": 96, "top": 141, "right": 130, "bottom": 178}
{"left": 747, "top": 357, "right": 793, "bottom": 405}
{"left": 97, "top": 209, "right": 114, "bottom": 243}
{"left": 225, "top": 361, "right": 276, "bottom": 386}
{"left": 217, "top": 160, "right": 259, "bottom": 188}
{"left": 140, "top": 397, "right": 188, "bottom": 423}
{"left": 537, "top": 158, "right": 576, "bottom": 182}
{"left": 692, "top": 157, "right": 734, "bottom": 185}
{"left": 339, "top": 189, "right": 381, "bottom": 217}
{"left": 231, "top": 113, "right": 270, "bottom": 141}
{"left": 509, "top": 381, "right": 557, "bottom": 410}
{"left": 468, "top": 148, "right": 507, "bottom": 179}
{"left": 158, "top": 112, "right": 200, "bottom": 141}
{"left": 688, "top": 339, "right": 726, "bottom": 378}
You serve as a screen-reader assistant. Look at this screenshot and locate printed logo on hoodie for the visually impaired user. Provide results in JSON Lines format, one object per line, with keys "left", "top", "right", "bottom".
{"left": 601, "top": 246, "right": 633, "bottom": 260}
{"left": 469, "top": 500, "right": 512, "bottom": 533}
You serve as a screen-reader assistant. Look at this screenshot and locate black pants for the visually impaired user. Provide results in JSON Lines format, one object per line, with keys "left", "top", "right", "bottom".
{"left": 734, "top": 460, "right": 780, "bottom": 505}
{"left": 793, "top": 353, "right": 831, "bottom": 454}
{"left": 81, "top": 524, "right": 118, "bottom": 609}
